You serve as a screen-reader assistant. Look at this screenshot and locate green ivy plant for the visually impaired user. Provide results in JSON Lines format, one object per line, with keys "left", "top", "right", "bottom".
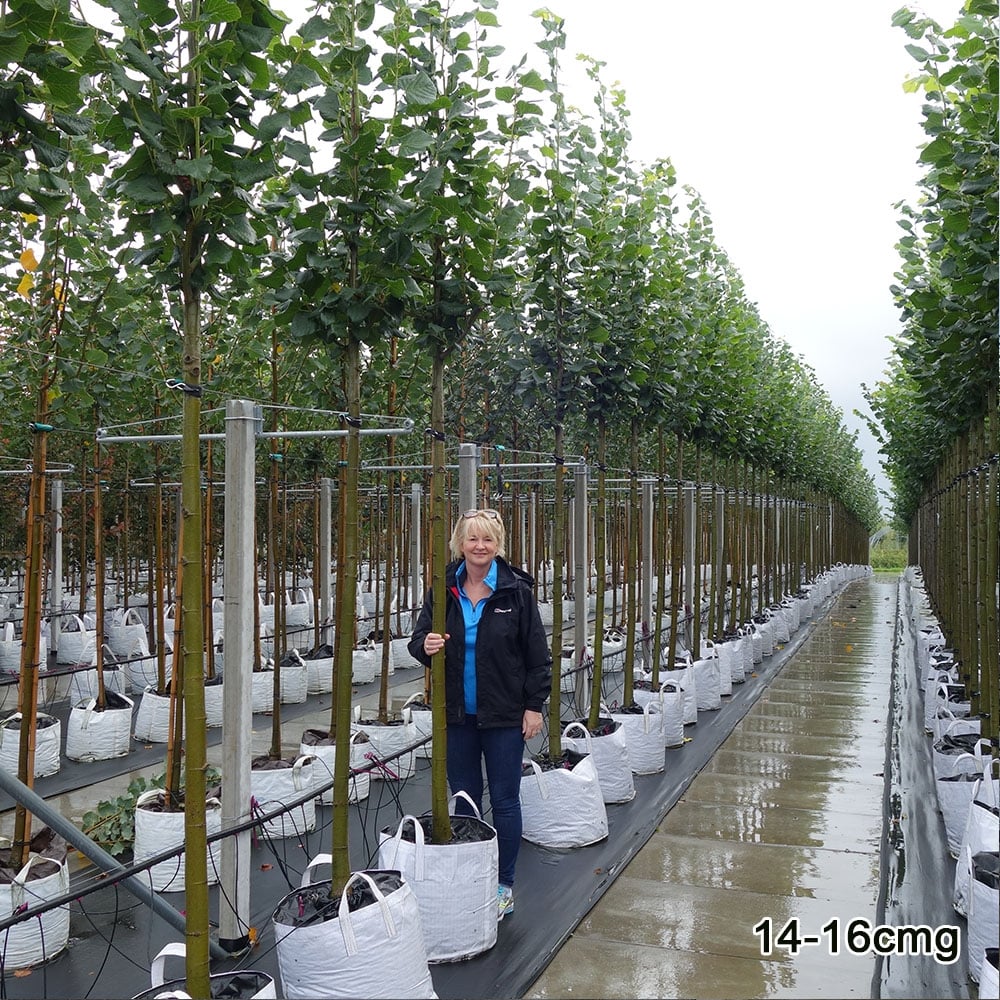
{"left": 81, "top": 766, "right": 222, "bottom": 857}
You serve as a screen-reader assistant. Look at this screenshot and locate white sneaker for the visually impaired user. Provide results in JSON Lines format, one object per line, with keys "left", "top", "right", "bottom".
{"left": 497, "top": 884, "right": 514, "bottom": 921}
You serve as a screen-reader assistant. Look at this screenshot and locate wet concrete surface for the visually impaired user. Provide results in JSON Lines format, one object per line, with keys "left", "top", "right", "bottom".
{"left": 527, "top": 576, "right": 963, "bottom": 1000}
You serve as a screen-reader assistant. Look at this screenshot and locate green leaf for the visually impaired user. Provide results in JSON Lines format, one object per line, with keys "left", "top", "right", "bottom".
{"left": 0, "top": 30, "right": 29, "bottom": 65}
{"left": 221, "top": 213, "right": 258, "bottom": 245}
{"left": 137, "top": 0, "right": 177, "bottom": 26}
{"left": 258, "top": 110, "right": 290, "bottom": 144}
{"left": 176, "top": 155, "right": 213, "bottom": 181}
{"left": 403, "top": 71, "right": 437, "bottom": 105}
{"left": 201, "top": 0, "right": 242, "bottom": 23}
{"left": 919, "top": 135, "right": 953, "bottom": 165}
{"left": 122, "top": 175, "right": 169, "bottom": 204}
{"left": 43, "top": 66, "right": 81, "bottom": 108}
{"left": 314, "top": 87, "right": 340, "bottom": 121}
{"left": 520, "top": 69, "right": 546, "bottom": 91}
{"left": 398, "top": 127, "right": 434, "bottom": 156}
{"left": 130, "top": 243, "right": 166, "bottom": 266}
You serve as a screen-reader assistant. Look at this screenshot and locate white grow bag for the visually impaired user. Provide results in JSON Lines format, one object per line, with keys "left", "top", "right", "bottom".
{"left": 300, "top": 729, "right": 370, "bottom": 805}
{"left": 562, "top": 720, "right": 635, "bottom": 804}
{"left": 0, "top": 713, "right": 60, "bottom": 778}
{"left": 133, "top": 687, "right": 176, "bottom": 743}
{"left": 937, "top": 745, "right": 987, "bottom": 857}
{"left": 718, "top": 637, "right": 745, "bottom": 685}
{"left": 402, "top": 694, "right": 433, "bottom": 759}
{"left": 691, "top": 655, "right": 721, "bottom": 711}
{"left": 133, "top": 791, "right": 222, "bottom": 893}
{"left": 273, "top": 865, "right": 436, "bottom": 1000}
{"left": 304, "top": 650, "right": 334, "bottom": 695}
{"left": 0, "top": 850, "right": 70, "bottom": 969}
{"left": 770, "top": 608, "right": 790, "bottom": 644}
{"left": 55, "top": 614, "right": 97, "bottom": 665}
{"left": 967, "top": 849, "right": 1000, "bottom": 984}
{"left": 65, "top": 692, "right": 133, "bottom": 761}
{"left": 377, "top": 793, "right": 498, "bottom": 963}
{"left": 519, "top": 751, "right": 608, "bottom": 848}
{"left": 133, "top": 941, "right": 276, "bottom": 999}
{"left": 954, "top": 760, "right": 1000, "bottom": 917}
{"left": 107, "top": 608, "right": 149, "bottom": 660}
{"left": 251, "top": 756, "right": 316, "bottom": 840}
{"left": 280, "top": 651, "right": 308, "bottom": 704}
{"left": 251, "top": 667, "right": 276, "bottom": 715}
{"left": 352, "top": 706, "right": 418, "bottom": 781}
{"left": 352, "top": 645, "right": 378, "bottom": 685}
{"left": 0, "top": 622, "right": 22, "bottom": 674}
{"left": 203, "top": 677, "right": 224, "bottom": 728}
{"left": 610, "top": 702, "right": 664, "bottom": 774}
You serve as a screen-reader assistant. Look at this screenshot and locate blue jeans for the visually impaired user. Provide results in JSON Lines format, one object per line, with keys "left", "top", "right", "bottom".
{"left": 447, "top": 716, "right": 524, "bottom": 887}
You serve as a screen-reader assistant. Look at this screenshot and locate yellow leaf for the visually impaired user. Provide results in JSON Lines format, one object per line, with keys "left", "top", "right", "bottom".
{"left": 275, "top": 344, "right": 283, "bottom": 354}
{"left": 212, "top": 354, "right": 223, "bottom": 366}
{"left": 53, "top": 280, "right": 65, "bottom": 302}
{"left": 20, "top": 212, "right": 38, "bottom": 224}
{"left": 845, "top": 644, "right": 853, "bottom": 653}
{"left": 20, "top": 247, "right": 39, "bottom": 272}
{"left": 17, "top": 272, "right": 34, "bottom": 298}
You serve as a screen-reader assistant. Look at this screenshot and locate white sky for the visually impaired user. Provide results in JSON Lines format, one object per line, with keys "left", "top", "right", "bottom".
{"left": 483, "top": 0, "right": 961, "bottom": 510}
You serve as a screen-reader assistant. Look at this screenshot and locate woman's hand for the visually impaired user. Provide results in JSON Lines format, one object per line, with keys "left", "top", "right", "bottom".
{"left": 522, "top": 709, "right": 543, "bottom": 740}
{"left": 423, "top": 632, "right": 449, "bottom": 655}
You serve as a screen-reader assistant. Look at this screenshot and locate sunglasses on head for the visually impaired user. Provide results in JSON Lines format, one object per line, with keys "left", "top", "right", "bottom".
{"left": 461, "top": 508, "right": 501, "bottom": 520}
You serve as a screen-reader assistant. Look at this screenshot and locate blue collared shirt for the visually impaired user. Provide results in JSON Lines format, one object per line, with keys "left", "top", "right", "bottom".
{"left": 455, "top": 559, "right": 497, "bottom": 715}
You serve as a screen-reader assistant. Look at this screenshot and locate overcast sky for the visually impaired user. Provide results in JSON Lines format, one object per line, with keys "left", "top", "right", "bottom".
{"left": 484, "top": 0, "right": 961, "bottom": 510}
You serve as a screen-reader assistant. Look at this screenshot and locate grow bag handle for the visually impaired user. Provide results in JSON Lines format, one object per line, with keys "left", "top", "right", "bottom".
{"left": 520, "top": 758, "right": 548, "bottom": 800}
{"left": 562, "top": 721, "right": 593, "bottom": 753}
{"left": 150, "top": 941, "right": 188, "bottom": 988}
{"left": 448, "top": 789, "right": 482, "bottom": 819}
{"left": 381, "top": 815, "right": 425, "bottom": 879}
{"left": 641, "top": 699, "right": 662, "bottom": 734}
{"left": 338, "top": 870, "right": 397, "bottom": 956}
{"left": 977, "top": 758, "right": 1000, "bottom": 809}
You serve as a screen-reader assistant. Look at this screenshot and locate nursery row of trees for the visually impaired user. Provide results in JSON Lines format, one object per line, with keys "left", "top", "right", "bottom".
{"left": 1, "top": 0, "right": 880, "bottom": 537}
{"left": 866, "top": 2, "right": 998, "bottom": 736}
{"left": 0, "top": 1, "right": 887, "bottom": 990}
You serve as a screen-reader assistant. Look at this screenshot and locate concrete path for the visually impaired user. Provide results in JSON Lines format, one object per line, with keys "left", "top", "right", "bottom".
{"left": 528, "top": 577, "right": 900, "bottom": 999}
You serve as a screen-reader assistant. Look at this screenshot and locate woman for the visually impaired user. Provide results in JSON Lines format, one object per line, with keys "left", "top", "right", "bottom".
{"left": 408, "top": 508, "right": 552, "bottom": 922}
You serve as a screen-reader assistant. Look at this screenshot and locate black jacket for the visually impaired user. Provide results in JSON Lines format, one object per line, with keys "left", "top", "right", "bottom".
{"left": 408, "top": 557, "right": 552, "bottom": 728}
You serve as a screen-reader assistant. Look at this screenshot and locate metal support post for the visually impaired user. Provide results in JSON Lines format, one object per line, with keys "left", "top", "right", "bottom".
{"left": 319, "top": 478, "right": 332, "bottom": 629}
{"left": 218, "top": 399, "right": 256, "bottom": 954}
{"left": 458, "top": 443, "right": 478, "bottom": 513}
{"left": 684, "top": 484, "right": 696, "bottom": 651}
{"left": 410, "top": 483, "right": 423, "bottom": 621}
{"left": 48, "top": 477, "right": 63, "bottom": 654}
{"left": 642, "top": 480, "right": 653, "bottom": 671}
{"left": 572, "top": 464, "right": 589, "bottom": 718}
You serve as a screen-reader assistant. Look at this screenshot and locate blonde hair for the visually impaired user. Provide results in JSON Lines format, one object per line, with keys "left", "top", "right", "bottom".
{"left": 449, "top": 509, "right": 506, "bottom": 559}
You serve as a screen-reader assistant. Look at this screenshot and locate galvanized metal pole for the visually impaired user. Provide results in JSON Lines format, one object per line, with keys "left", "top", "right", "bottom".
{"left": 642, "top": 479, "right": 653, "bottom": 671}
{"left": 715, "top": 488, "right": 726, "bottom": 633}
{"left": 319, "top": 477, "right": 332, "bottom": 629}
{"left": 572, "top": 463, "right": 589, "bottom": 718}
{"left": 410, "top": 483, "right": 422, "bottom": 621}
{"left": 48, "top": 476, "right": 63, "bottom": 654}
{"left": 218, "top": 399, "right": 256, "bottom": 954}
{"left": 458, "top": 442, "right": 477, "bottom": 514}
{"left": 684, "top": 484, "right": 696, "bottom": 651}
